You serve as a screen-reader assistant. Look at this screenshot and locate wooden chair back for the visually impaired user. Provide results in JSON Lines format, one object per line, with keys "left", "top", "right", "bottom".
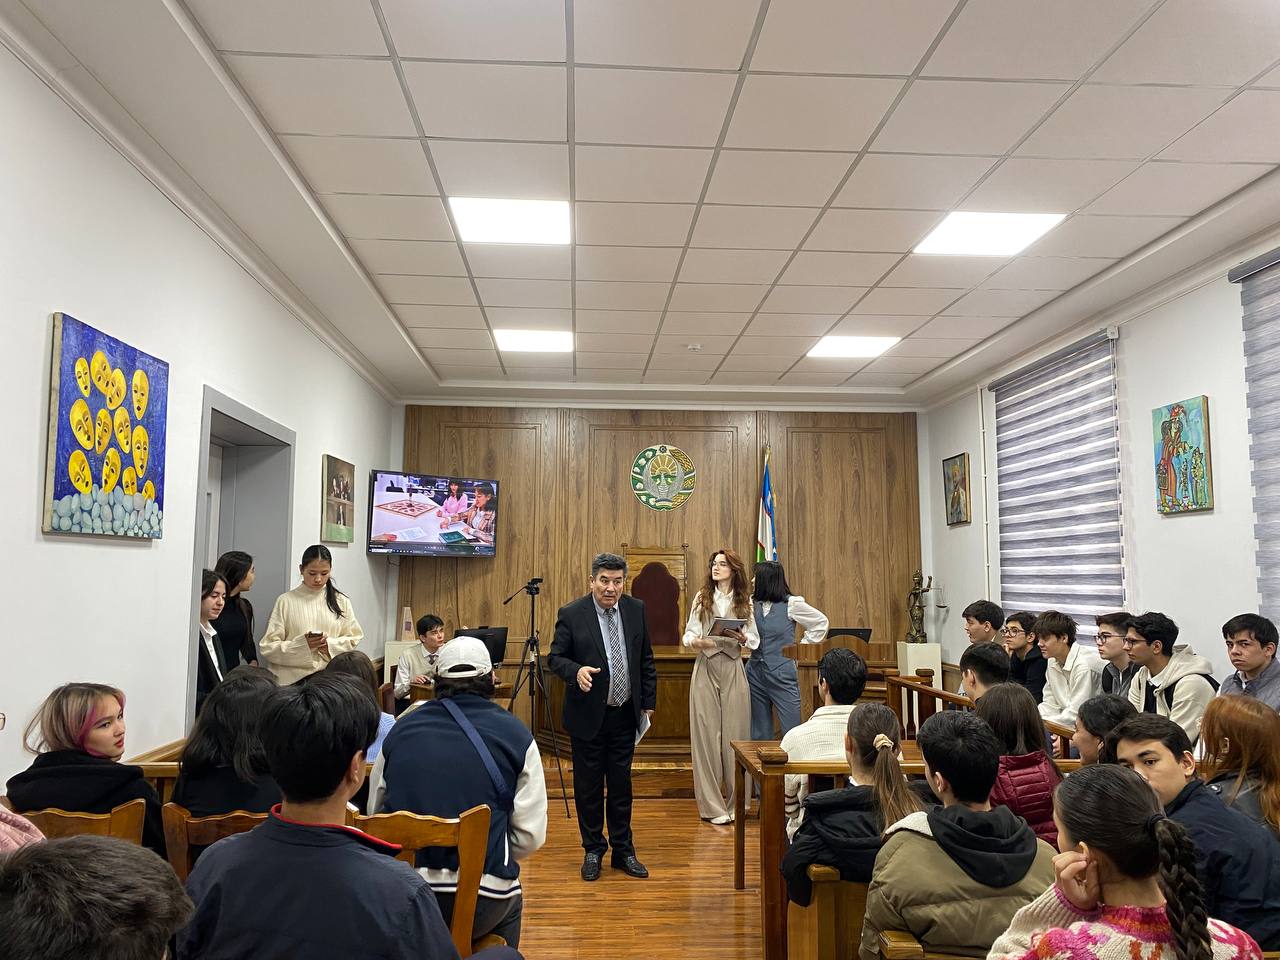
{"left": 16, "top": 798, "right": 146, "bottom": 844}
{"left": 162, "top": 803, "right": 269, "bottom": 881}
{"left": 379, "top": 681, "right": 397, "bottom": 716}
{"left": 353, "top": 804, "right": 495, "bottom": 957}
{"left": 788, "top": 865, "right": 866, "bottom": 960}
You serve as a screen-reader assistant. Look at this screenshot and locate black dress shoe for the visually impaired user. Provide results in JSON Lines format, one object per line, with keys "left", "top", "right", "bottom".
{"left": 611, "top": 854, "right": 649, "bottom": 878}
{"left": 581, "top": 851, "right": 602, "bottom": 882}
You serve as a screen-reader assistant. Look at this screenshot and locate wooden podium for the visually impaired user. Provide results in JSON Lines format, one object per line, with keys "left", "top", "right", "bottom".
{"left": 782, "top": 632, "right": 893, "bottom": 721}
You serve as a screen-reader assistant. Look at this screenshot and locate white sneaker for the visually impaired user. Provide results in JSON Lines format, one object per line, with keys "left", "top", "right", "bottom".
{"left": 710, "top": 814, "right": 734, "bottom": 825}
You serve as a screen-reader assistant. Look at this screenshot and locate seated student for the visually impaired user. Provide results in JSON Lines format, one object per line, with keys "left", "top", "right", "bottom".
{"left": 1036, "top": 610, "right": 1104, "bottom": 733}
{"left": 1095, "top": 610, "right": 1138, "bottom": 697}
{"left": 1200, "top": 694, "right": 1280, "bottom": 835}
{"left": 370, "top": 636, "right": 546, "bottom": 948}
{"left": 325, "top": 650, "right": 395, "bottom": 761}
{"left": 178, "top": 674, "right": 507, "bottom": 960}
{"left": 1004, "top": 612, "right": 1048, "bottom": 704}
{"left": 989, "top": 764, "right": 1262, "bottom": 960}
{"left": 857, "top": 711, "right": 1056, "bottom": 960}
{"left": 780, "top": 648, "right": 867, "bottom": 838}
{"left": 1125, "top": 612, "right": 1218, "bottom": 744}
{"left": 963, "top": 599, "right": 1004, "bottom": 644}
{"left": 1219, "top": 613, "right": 1280, "bottom": 710}
{"left": 975, "top": 683, "right": 1062, "bottom": 847}
{"left": 1070, "top": 693, "right": 1136, "bottom": 766}
{"left": 172, "top": 666, "right": 281, "bottom": 821}
{"left": 6, "top": 683, "right": 165, "bottom": 856}
{"left": 959, "top": 641, "right": 1011, "bottom": 702}
{"left": 1108, "top": 713, "right": 1280, "bottom": 949}
{"left": 782, "top": 702, "right": 932, "bottom": 906}
{"left": 0, "top": 835, "right": 193, "bottom": 960}
{"left": 395, "top": 613, "right": 448, "bottom": 703}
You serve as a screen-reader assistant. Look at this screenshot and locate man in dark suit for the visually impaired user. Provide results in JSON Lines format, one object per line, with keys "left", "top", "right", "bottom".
{"left": 548, "top": 552, "right": 657, "bottom": 881}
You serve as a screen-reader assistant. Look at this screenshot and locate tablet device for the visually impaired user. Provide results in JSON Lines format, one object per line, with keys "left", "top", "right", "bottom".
{"left": 708, "top": 617, "right": 747, "bottom": 637}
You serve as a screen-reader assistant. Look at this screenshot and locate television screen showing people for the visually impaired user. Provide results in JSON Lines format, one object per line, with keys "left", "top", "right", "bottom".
{"left": 366, "top": 471, "right": 499, "bottom": 558}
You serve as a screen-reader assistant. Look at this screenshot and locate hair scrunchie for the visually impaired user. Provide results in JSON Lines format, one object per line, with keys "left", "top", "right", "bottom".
{"left": 872, "top": 733, "right": 895, "bottom": 752}
{"left": 1144, "top": 812, "right": 1166, "bottom": 834}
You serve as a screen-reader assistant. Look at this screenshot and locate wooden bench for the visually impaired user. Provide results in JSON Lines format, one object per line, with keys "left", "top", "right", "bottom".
{"left": 0, "top": 797, "right": 146, "bottom": 844}
{"left": 162, "top": 804, "right": 269, "bottom": 881}
{"left": 788, "top": 865, "right": 866, "bottom": 960}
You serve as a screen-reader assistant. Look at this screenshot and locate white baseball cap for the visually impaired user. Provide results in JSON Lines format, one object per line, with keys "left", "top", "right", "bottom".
{"left": 435, "top": 635, "right": 493, "bottom": 679}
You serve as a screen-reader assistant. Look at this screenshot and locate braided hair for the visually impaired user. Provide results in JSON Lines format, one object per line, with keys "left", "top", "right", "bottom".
{"left": 1056, "top": 765, "right": 1213, "bottom": 960}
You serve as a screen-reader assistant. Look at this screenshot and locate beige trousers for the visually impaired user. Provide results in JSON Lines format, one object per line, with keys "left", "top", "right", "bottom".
{"left": 689, "top": 650, "right": 750, "bottom": 820}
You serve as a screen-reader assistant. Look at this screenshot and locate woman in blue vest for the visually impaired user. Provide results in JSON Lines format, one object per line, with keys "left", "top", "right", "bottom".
{"left": 749, "top": 561, "right": 829, "bottom": 740}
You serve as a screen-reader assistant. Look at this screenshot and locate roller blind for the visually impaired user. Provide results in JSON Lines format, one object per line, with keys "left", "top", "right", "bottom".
{"left": 1237, "top": 261, "right": 1280, "bottom": 612}
{"left": 991, "top": 332, "right": 1124, "bottom": 642}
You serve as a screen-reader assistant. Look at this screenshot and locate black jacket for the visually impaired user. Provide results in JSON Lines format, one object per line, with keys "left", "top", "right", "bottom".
{"left": 196, "top": 630, "right": 229, "bottom": 715}
{"left": 1166, "top": 778, "right": 1280, "bottom": 949}
{"left": 5, "top": 750, "right": 166, "bottom": 856}
{"left": 547, "top": 593, "right": 657, "bottom": 740}
{"left": 211, "top": 598, "right": 257, "bottom": 670}
{"left": 1206, "top": 772, "right": 1276, "bottom": 835}
{"left": 171, "top": 766, "right": 281, "bottom": 819}
{"left": 1009, "top": 644, "right": 1048, "bottom": 703}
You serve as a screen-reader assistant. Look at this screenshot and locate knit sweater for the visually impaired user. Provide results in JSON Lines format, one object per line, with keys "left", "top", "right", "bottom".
{"left": 780, "top": 703, "right": 857, "bottom": 837}
{"left": 259, "top": 584, "right": 364, "bottom": 684}
{"left": 988, "top": 883, "right": 1261, "bottom": 960}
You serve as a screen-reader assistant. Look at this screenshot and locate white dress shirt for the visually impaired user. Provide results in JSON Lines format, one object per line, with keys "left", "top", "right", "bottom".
{"left": 200, "top": 622, "right": 222, "bottom": 682}
{"left": 682, "top": 588, "right": 761, "bottom": 655}
{"left": 1038, "top": 642, "right": 1104, "bottom": 727}
{"left": 759, "top": 596, "right": 829, "bottom": 644}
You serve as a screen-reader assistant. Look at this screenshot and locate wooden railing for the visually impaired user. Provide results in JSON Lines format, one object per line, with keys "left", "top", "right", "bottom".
{"left": 139, "top": 761, "right": 376, "bottom": 805}
{"left": 886, "top": 669, "right": 1073, "bottom": 748}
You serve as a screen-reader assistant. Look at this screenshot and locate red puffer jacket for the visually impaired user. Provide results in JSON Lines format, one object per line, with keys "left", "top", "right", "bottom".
{"left": 988, "top": 750, "right": 1060, "bottom": 849}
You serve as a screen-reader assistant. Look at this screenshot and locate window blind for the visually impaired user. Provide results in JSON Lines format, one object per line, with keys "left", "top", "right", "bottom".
{"left": 991, "top": 332, "right": 1124, "bottom": 641}
{"left": 1236, "top": 261, "right": 1280, "bottom": 613}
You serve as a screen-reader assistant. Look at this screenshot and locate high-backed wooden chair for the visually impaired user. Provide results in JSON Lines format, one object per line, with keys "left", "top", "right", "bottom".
{"left": 379, "top": 681, "right": 397, "bottom": 716}
{"left": 353, "top": 805, "right": 504, "bottom": 957}
{"left": 12, "top": 798, "right": 145, "bottom": 844}
{"left": 622, "top": 544, "right": 688, "bottom": 647}
{"left": 788, "top": 865, "right": 866, "bottom": 960}
{"left": 162, "top": 803, "right": 269, "bottom": 881}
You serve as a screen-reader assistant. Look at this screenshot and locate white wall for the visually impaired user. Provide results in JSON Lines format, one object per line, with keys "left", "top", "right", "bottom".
{"left": 922, "top": 274, "right": 1259, "bottom": 673}
{"left": 1, "top": 45, "right": 396, "bottom": 780}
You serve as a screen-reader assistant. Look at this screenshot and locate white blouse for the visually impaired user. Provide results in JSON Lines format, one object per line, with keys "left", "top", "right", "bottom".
{"left": 682, "top": 588, "right": 760, "bottom": 656}
{"left": 759, "top": 595, "right": 829, "bottom": 644}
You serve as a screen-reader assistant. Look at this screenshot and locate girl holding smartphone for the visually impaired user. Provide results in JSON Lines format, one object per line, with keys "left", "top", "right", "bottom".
{"left": 259, "top": 544, "right": 364, "bottom": 684}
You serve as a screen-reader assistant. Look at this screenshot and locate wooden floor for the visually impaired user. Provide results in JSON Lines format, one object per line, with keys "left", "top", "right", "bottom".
{"left": 519, "top": 799, "right": 762, "bottom": 959}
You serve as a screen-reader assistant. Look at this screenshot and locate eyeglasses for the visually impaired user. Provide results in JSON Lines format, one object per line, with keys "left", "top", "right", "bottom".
{"left": 1097, "top": 631, "right": 1122, "bottom": 642}
{"left": 1001, "top": 627, "right": 1025, "bottom": 637}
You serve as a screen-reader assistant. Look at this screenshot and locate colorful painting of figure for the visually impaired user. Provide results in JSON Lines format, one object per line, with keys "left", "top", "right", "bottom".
{"left": 943, "top": 452, "right": 971, "bottom": 526}
{"left": 1152, "top": 395, "right": 1213, "bottom": 514}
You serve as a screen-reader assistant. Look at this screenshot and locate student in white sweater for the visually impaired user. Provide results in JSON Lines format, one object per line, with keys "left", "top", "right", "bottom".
{"left": 260, "top": 545, "right": 364, "bottom": 685}
{"left": 1036, "top": 610, "right": 1104, "bottom": 734}
{"left": 393, "top": 613, "right": 448, "bottom": 700}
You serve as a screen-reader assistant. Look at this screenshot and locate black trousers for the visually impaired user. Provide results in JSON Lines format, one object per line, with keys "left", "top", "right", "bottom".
{"left": 570, "top": 701, "right": 637, "bottom": 857}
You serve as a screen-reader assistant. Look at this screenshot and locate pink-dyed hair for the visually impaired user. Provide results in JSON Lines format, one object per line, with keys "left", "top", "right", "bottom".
{"left": 24, "top": 683, "right": 125, "bottom": 756}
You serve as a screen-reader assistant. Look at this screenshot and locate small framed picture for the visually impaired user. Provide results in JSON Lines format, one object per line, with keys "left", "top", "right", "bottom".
{"left": 943, "top": 452, "right": 971, "bottom": 526}
{"left": 322, "top": 454, "right": 355, "bottom": 543}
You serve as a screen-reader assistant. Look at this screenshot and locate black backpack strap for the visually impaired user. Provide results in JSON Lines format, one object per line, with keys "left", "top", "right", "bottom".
{"left": 1160, "top": 673, "right": 1220, "bottom": 712}
{"left": 435, "top": 698, "right": 515, "bottom": 812}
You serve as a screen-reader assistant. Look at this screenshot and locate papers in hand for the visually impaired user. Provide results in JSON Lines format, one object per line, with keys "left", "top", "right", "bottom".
{"left": 635, "top": 712, "right": 651, "bottom": 746}
{"left": 708, "top": 617, "right": 747, "bottom": 638}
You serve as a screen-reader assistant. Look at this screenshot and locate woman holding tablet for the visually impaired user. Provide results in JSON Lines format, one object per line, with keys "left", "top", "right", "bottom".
{"left": 683, "top": 548, "right": 758, "bottom": 824}
{"left": 259, "top": 544, "right": 364, "bottom": 684}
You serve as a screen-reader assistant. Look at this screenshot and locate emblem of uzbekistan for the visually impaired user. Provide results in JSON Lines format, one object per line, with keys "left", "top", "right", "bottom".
{"left": 631, "top": 444, "right": 696, "bottom": 511}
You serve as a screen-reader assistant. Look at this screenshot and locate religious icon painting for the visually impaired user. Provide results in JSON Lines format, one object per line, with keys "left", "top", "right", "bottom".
{"left": 631, "top": 443, "right": 696, "bottom": 511}
{"left": 1152, "top": 395, "right": 1213, "bottom": 514}
{"left": 322, "top": 454, "right": 356, "bottom": 542}
{"left": 942, "top": 452, "right": 971, "bottom": 526}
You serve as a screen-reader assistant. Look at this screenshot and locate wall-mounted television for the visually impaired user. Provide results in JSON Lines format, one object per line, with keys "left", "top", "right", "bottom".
{"left": 367, "top": 470, "right": 498, "bottom": 558}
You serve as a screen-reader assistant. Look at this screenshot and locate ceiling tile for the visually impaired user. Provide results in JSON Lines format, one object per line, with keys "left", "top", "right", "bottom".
{"left": 281, "top": 136, "right": 436, "bottom": 195}
{"left": 669, "top": 283, "right": 769, "bottom": 311}
{"left": 576, "top": 146, "right": 713, "bottom": 202}
{"left": 645, "top": 367, "right": 715, "bottom": 381}
{"left": 575, "top": 352, "right": 650, "bottom": 369}
{"left": 1024, "top": 214, "right": 1183, "bottom": 257}
{"left": 649, "top": 353, "right": 724, "bottom": 371}
{"left": 464, "top": 244, "right": 572, "bottom": 280}
{"left": 707, "top": 151, "right": 853, "bottom": 206}
{"left": 960, "top": 158, "right": 1140, "bottom": 213}
{"left": 189, "top": 0, "right": 387, "bottom": 55}
{"left": 731, "top": 336, "right": 818, "bottom": 356}
{"left": 1017, "top": 85, "right": 1230, "bottom": 160}
{"left": 863, "top": 356, "right": 943, "bottom": 374}
{"left": 691, "top": 206, "right": 815, "bottom": 249}
{"left": 836, "top": 153, "right": 997, "bottom": 209}
{"left": 485, "top": 307, "right": 572, "bottom": 330}
{"left": 872, "top": 79, "right": 1069, "bottom": 154}
{"left": 1086, "top": 162, "right": 1273, "bottom": 216}
{"left": 744, "top": 314, "right": 838, "bottom": 336}
{"left": 752, "top": 0, "right": 957, "bottom": 74}
{"left": 351, "top": 239, "right": 465, "bottom": 275}
{"left": 712, "top": 370, "right": 783, "bottom": 383}
{"left": 1093, "top": 0, "right": 1280, "bottom": 85}
{"left": 403, "top": 62, "right": 566, "bottom": 140}
{"left": 377, "top": 275, "right": 477, "bottom": 305}
{"left": 881, "top": 254, "right": 1005, "bottom": 288}
{"left": 923, "top": 0, "right": 1152, "bottom": 80}
{"left": 576, "top": 202, "right": 696, "bottom": 245}
{"left": 576, "top": 368, "right": 648, "bottom": 382}
{"left": 661, "top": 313, "right": 752, "bottom": 335}
{"left": 576, "top": 281, "right": 672, "bottom": 310}
{"left": 435, "top": 365, "right": 506, "bottom": 380}
{"left": 381, "top": 0, "right": 565, "bottom": 60}
{"left": 847, "top": 371, "right": 917, "bottom": 387}
{"left": 852, "top": 287, "right": 963, "bottom": 314}
{"left": 576, "top": 246, "right": 682, "bottom": 281}
{"left": 779, "top": 370, "right": 851, "bottom": 386}
{"left": 829, "top": 315, "right": 926, "bottom": 336}
{"left": 806, "top": 209, "right": 942, "bottom": 252}
{"left": 574, "top": 0, "right": 759, "bottom": 69}
{"left": 760, "top": 285, "right": 865, "bottom": 313}
{"left": 681, "top": 248, "right": 790, "bottom": 283}
{"left": 655, "top": 333, "right": 738, "bottom": 353}
{"left": 409, "top": 328, "right": 494, "bottom": 350}
{"left": 577, "top": 310, "right": 663, "bottom": 333}
{"left": 725, "top": 75, "right": 903, "bottom": 151}
{"left": 505, "top": 365, "right": 573, "bottom": 380}
{"left": 394, "top": 304, "right": 487, "bottom": 328}
{"left": 981, "top": 256, "right": 1115, "bottom": 290}
{"left": 781, "top": 251, "right": 900, "bottom": 286}
{"left": 424, "top": 347, "right": 502, "bottom": 366}
{"left": 888, "top": 337, "right": 979, "bottom": 358}
{"left": 323, "top": 195, "right": 453, "bottom": 241}
{"left": 944, "top": 288, "right": 1056, "bottom": 317}
{"left": 791, "top": 355, "right": 868, "bottom": 373}
{"left": 576, "top": 332, "right": 655, "bottom": 352}
{"left": 1257, "top": 63, "right": 1280, "bottom": 88}
{"left": 225, "top": 56, "right": 415, "bottom": 136}
{"left": 914, "top": 315, "right": 1017, "bottom": 338}
{"left": 430, "top": 141, "right": 568, "bottom": 200}
{"left": 1159, "top": 92, "right": 1280, "bottom": 163}
{"left": 476, "top": 278, "right": 571, "bottom": 308}
{"left": 576, "top": 69, "right": 736, "bottom": 146}
{"left": 720, "top": 354, "right": 798, "bottom": 371}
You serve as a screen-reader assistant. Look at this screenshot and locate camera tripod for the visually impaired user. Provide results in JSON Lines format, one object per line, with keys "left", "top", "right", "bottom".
{"left": 503, "top": 577, "right": 571, "bottom": 818}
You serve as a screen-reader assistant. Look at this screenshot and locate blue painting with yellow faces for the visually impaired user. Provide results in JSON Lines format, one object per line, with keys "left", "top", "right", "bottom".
{"left": 43, "top": 313, "right": 169, "bottom": 539}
